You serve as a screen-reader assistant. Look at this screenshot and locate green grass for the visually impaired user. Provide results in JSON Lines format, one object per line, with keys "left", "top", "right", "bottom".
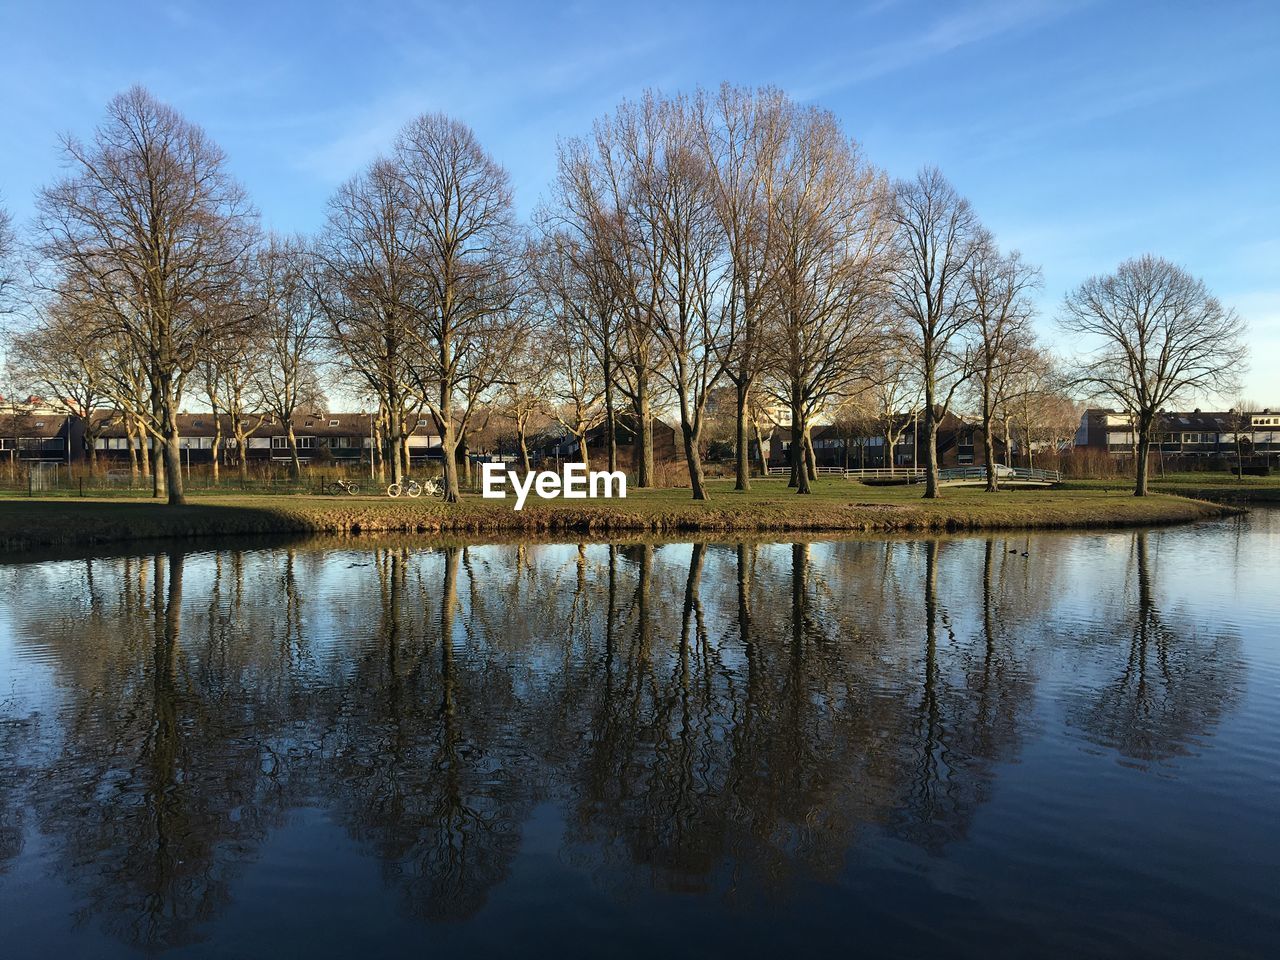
{"left": 0, "top": 478, "right": 1241, "bottom": 553}
{"left": 1058, "top": 471, "right": 1280, "bottom": 502}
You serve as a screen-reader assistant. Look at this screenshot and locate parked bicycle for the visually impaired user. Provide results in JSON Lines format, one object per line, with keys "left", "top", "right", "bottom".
{"left": 386, "top": 477, "right": 444, "bottom": 499}
{"left": 327, "top": 478, "right": 361, "bottom": 496}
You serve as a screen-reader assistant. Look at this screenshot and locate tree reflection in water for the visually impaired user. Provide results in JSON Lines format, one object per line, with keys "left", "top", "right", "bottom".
{"left": 1065, "top": 532, "right": 1243, "bottom": 763}
{"left": 0, "top": 529, "right": 1248, "bottom": 948}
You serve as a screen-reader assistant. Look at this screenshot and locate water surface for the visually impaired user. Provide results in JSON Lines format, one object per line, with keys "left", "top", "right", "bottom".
{"left": 1, "top": 511, "right": 1278, "bottom": 958}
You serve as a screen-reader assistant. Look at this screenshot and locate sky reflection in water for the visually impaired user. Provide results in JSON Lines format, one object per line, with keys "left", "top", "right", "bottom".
{"left": 1, "top": 510, "right": 1277, "bottom": 958}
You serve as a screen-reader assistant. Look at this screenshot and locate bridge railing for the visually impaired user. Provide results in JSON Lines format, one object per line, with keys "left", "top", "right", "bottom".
{"left": 759, "top": 464, "right": 1059, "bottom": 483}
{"left": 1009, "top": 466, "right": 1062, "bottom": 482}
{"left": 764, "top": 465, "right": 926, "bottom": 479}
{"left": 910, "top": 465, "right": 1062, "bottom": 484}
{"left": 843, "top": 467, "right": 926, "bottom": 479}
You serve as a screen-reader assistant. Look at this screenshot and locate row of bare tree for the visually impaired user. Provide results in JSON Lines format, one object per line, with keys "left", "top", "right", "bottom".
{"left": 0, "top": 84, "right": 1247, "bottom": 503}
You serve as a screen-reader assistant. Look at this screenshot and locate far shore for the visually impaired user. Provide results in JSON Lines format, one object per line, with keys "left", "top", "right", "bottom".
{"left": 0, "top": 480, "right": 1243, "bottom": 554}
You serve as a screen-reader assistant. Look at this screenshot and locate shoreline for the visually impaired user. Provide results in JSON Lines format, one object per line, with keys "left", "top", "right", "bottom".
{"left": 0, "top": 486, "right": 1243, "bottom": 554}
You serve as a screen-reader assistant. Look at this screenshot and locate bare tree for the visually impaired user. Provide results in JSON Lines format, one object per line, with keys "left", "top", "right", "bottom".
{"left": 35, "top": 86, "right": 257, "bottom": 504}
{"left": 6, "top": 289, "right": 116, "bottom": 468}
{"left": 535, "top": 212, "right": 624, "bottom": 474}
{"left": 544, "top": 321, "right": 604, "bottom": 468}
{"left": 98, "top": 336, "right": 157, "bottom": 486}
{"left": 747, "top": 391, "right": 775, "bottom": 476}
{"left": 696, "top": 84, "right": 790, "bottom": 491}
{"left": 890, "top": 167, "right": 981, "bottom": 499}
{"left": 196, "top": 351, "right": 229, "bottom": 484}
{"left": 965, "top": 232, "right": 1040, "bottom": 491}
{"left": 1006, "top": 348, "right": 1075, "bottom": 469}
{"left": 253, "top": 237, "right": 325, "bottom": 478}
{"left": 210, "top": 337, "right": 267, "bottom": 484}
{"left": 628, "top": 92, "right": 733, "bottom": 499}
{"left": 864, "top": 343, "right": 921, "bottom": 473}
{"left": 1225, "top": 399, "right": 1260, "bottom": 482}
{"left": 552, "top": 109, "right": 671, "bottom": 487}
{"left": 768, "top": 107, "right": 892, "bottom": 494}
{"left": 314, "top": 158, "right": 418, "bottom": 487}
{"left": 500, "top": 347, "right": 551, "bottom": 474}
{"left": 1061, "top": 255, "right": 1247, "bottom": 496}
{"left": 395, "top": 113, "right": 525, "bottom": 502}
{"left": 529, "top": 236, "right": 603, "bottom": 467}
{"left": 0, "top": 201, "right": 18, "bottom": 316}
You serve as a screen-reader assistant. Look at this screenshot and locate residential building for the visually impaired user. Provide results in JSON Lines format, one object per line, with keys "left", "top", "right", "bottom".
{"left": 88, "top": 411, "right": 443, "bottom": 465}
{"left": 762, "top": 413, "right": 1007, "bottom": 470}
{"left": 533, "top": 415, "right": 684, "bottom": 469}
{"left": 1075, "top": 408, "right": 1280, "bottom": 464}
{"left": 0, "top": 397, "right": 78, "bottom": 466}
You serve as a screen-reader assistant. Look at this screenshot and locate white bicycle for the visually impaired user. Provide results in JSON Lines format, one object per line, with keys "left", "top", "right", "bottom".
{"left": 386, "top": 477, "right": 444, "bottom": 499}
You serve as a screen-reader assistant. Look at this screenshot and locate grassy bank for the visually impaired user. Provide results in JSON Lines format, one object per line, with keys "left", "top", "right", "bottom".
{"left": 1058, "top": 472, "right": 1280, "bottom": 503}
{"left": 0, "top": 479, "right": 1240, "bottom": 553}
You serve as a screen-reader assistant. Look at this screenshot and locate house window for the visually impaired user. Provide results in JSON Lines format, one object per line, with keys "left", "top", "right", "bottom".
{"left": 271, "top": 435, "right": 287, "bottom": 449}
{"left": 417, "top": 419, "right": 429, "bottom": 428}
{"left": 297, "top": 436, "right": 314, "bottom": 449}
{"left": 329, "top": 419, "right": 340, "bottom": 427}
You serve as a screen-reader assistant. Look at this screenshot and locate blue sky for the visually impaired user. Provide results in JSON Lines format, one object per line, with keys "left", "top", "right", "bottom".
{"left": 2, "top": 0, "right": 1277, "bottom": 402}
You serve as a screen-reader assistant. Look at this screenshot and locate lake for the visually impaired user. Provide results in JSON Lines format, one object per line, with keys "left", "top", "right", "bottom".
{"left": 1, "top": 510, "right": 1277, "bottom": 958}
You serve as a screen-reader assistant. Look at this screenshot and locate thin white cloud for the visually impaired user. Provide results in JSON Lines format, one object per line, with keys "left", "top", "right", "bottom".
{"left": 788, "top": 0, "right": 1087, "bottom": 101}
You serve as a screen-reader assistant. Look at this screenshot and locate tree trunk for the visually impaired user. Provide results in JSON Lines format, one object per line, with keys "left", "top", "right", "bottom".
{"left": 286, "top": 422, "right": 301, "bottom": 479}
{"left": 577, "top": 432, "right": 591, "bottom": 472}
{"left": 794, "top": 387, "right": 811, "bottom": 495}
{"left": 388, "top": 409, "right": 404, "bottom": 486}
{"left": 982, "top": 393, "right": 998, "bottom": 493}
{"left": 1003, "top": 416, "right": 1013, "bottom": 473}
{"left": 161, "top": 402, "right": 186, "bottom": 506}
{"left": 734, "top": 379, "right": 751, "bottom": 492}
{"left": 604, "top": 355, "right": 618, "bottom": 474}
{"left": 681, "top": 420, "right": 708, "bottom": 501}
{"left": 753, "top": 421, "right": 768, "bottom": 477}
{"left": 788, "top": 380, "right": 801, "bottom": 489}
{"left": 438, "top": 408, "right": 460, "bottom": 503}
{"left": 151, "top": 431, "right": 165, "bottom": 498}
{"left": 235, "top": 423, "right": 249, "bottom": 483}
{"left": 210, "top": 421, "right": 221, "bottom": 485}
{"left": 517, "top": 421, "right": 531, "bottom": 474}
{"left": 1134, "top": 425, "right": 1151, "bottom": 497}
{"left": 127, "top": 421, "right": 140, "bottom": 482}
{"left": 923, "top": 403, "right": 940, "bottom": 499}
{"left": 635, "top": 382, "right": 653, "bottom": 488}
{"left": 803, "top": 428, "right": 818, "bottom": 482}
